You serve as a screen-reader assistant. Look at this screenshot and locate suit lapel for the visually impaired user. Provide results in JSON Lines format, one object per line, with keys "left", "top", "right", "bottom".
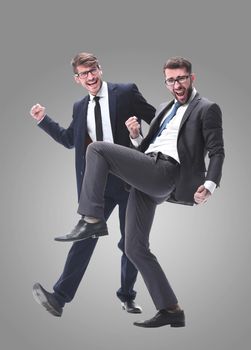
{"left": 155, "top": 101, "right": 174, "bottom": 125}
{"left": 77, "top": 96, "right": 89, "bottom": 150}
{"left": 147, "top": 101, "right": 174, "bottom": 138}
{"left": 178, "top": 92, "right": 201, "bottom": 131}
{"left": 107, "top": 83, "right": 117, "bottom": 137}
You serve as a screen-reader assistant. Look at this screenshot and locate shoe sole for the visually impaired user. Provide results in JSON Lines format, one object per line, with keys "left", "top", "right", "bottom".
{"left": 133, "top": 319, "right": 185, "bottom": 328}
{"left": 170, "top": 322, "right": 185, "bottom": 327}
{"left": 32, "top": 284, "right": 62, "bottom": 317}
{"left": 122, "top": 305, "right": 142, "bottom": 314}
{"left": 55, "top": 230, "right": 108, "bottom": 242}
{"left": 91, "top": 231, "right": 108, "bottom": 239}
{"left": 134, "top": 321, "right": 185, "bottom": 328}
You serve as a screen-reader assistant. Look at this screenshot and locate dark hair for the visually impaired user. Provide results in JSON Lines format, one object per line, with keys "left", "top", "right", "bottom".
{"left": 71, "top": 52, "right": 100, "bottom": 73}
{"left": 163, "top": 57, "right": 192, "bottom": 74}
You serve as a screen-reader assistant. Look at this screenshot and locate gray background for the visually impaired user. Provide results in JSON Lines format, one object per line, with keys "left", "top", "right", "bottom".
{"left": 1, "top": 0, "right": 250, "bottom": 349}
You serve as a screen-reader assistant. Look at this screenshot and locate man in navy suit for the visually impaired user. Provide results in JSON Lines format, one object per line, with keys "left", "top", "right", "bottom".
{"left": 55, "top": 57, "right": 224, "bottom": 327}
{"left": 30, "top": 52, "right": 155, "bottom": 317}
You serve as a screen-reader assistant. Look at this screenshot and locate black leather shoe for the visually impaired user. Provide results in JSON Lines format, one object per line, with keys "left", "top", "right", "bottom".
{"left": 54, "top": 218, "right": 108, "bottom": 242}
{"left": 32, "top": 283, "right": 63, "bottom": 317}
{"left": 122, "top": 300, "right": 142, "bottom": 314}
{"left": 133, "top": 309, "right": 185, "bottom": 328}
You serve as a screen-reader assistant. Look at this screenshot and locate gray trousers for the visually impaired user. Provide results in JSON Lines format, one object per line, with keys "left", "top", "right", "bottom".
{"left": 78, "top": 142, "right": 180, "bottom": 310}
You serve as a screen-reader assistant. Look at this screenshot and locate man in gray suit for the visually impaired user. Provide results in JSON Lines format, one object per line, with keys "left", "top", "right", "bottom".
{"left": 55, "top": 57, "right": 225, "bottom": 328}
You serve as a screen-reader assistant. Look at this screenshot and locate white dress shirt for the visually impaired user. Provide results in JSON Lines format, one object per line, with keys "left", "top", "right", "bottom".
{"left": 87, "top": 81, "right": 114, "bottom": 143}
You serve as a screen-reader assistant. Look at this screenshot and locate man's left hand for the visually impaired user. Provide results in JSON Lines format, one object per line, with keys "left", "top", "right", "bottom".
{"left": 125, "top": 116, "right": 141, "bottom": 139}
{"left": 194, "top": 185, "right": 211, "bottom": 204}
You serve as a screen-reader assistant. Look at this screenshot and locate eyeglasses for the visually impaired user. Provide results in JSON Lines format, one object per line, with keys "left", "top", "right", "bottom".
{"left": 75, "top": 67, "right": 99, "bottom": 79}
{"left": 165, "top": 75, "right": 191, "bottom": 86}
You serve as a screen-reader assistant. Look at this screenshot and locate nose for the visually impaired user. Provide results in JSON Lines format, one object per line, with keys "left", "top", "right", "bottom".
{"left": 173, "top": 80, "right": 182, "bottom": 88}
{"left": 86, "top": 74, "right": 96, "bottom": 82}
{"left": 86, "top": 71, "right": 95, "bottom": 78}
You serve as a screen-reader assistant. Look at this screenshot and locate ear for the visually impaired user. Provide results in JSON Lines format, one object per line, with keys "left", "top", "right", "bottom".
{"left": 99, "top": 65, "right": 103, "bottom": 76}
{"left": 191, "top": 73, "right": 195, "bottom": 82}
{"left": 74, "top": 76, "right": 80, "bottom": 84}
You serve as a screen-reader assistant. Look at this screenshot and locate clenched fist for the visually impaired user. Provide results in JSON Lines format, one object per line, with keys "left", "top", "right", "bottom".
{"left": 125, "top": 116, "right": 140, "bottom": 139}
{"left": 30, "top": 103, "right": 46, "bottom": 122}
{"left": 194, "top": 185, "right": 211, "bottom": 204}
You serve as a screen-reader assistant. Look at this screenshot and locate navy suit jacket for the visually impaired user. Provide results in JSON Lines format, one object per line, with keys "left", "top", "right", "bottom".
{"left": 140, "top": 92, "right": 225, "bottom": 205}
{"left": 39, "top": 82, "right": 156, "bottom": 199}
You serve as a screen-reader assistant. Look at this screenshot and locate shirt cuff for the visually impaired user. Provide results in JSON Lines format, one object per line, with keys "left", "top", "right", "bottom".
{"left": 130, "top": 134, "right": 143, "bottom": 147}
{"left": 204, "top": 180, "right": 216, "bottom": 194}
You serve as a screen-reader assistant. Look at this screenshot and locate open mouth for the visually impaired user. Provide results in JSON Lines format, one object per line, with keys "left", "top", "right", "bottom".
{"left": 174, "top": 89, "right": 187, "bottom": 102}
{"left": 87, "top": 79, "right": 98, "bottom": 87}
{"left": 175, "top": 89, "right": 185, "bottom": 97}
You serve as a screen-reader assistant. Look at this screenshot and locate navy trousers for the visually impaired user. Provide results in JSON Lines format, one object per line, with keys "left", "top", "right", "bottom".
{"left": 53, "top": 177, "right": 138, "bottom": 307}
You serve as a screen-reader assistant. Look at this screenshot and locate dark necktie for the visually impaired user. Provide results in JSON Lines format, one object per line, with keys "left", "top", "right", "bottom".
{"left": 94, "top": 96, "right": 103, "bottom": 141}
{"left": 154, "top": 101, "right": 181, "bottom": 139}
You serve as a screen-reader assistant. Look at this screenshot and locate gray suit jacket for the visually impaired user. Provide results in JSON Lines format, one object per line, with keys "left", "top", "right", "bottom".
{"left": 140, "top": 92, "right": 225, "bottom": 205}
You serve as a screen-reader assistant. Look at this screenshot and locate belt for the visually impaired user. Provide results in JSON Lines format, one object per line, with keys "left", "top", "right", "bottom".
{"left": 147, "top": 152, "right": 179, "bottom": 165}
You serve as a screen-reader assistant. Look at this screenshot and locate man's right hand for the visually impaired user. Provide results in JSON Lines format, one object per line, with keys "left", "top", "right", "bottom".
{"left": 30, "top": 103, "right": 46, "bottom": 122}
{"left": 125, "top": 116, "right": 140, "bottom": 139}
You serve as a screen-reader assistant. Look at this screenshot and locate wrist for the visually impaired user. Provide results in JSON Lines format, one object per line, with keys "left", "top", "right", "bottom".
{"left": 130, "top": 133, "right": 140, "bottom": 139}
{"left": 37, "top": 114, "right": 46, "bottom": 124}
